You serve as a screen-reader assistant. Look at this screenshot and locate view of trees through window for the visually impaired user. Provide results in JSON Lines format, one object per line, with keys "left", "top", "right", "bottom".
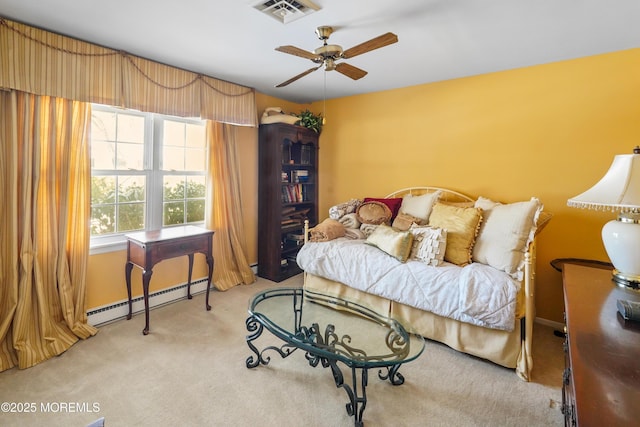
{"left": 90, "top": 106, "right": 206, "bottom": 238}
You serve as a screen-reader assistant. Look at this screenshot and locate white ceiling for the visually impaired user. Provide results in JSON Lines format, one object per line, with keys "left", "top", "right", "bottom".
{"left": 1, "top": 0, "right": 639, "bottom": 104}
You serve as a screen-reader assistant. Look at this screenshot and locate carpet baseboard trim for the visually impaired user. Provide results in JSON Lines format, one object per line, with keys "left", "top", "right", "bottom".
{"left": 86, "top": 278, "right": 209, "bottom": 327}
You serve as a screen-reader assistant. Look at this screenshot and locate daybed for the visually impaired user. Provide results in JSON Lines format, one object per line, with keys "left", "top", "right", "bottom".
{"left": 296, "top": 187, "right": 550, "bottom": 381}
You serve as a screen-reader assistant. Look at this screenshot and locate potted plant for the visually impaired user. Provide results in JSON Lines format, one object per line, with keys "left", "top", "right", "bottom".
{"left": 296, "top": 109, "right": 323, "bottom": 134}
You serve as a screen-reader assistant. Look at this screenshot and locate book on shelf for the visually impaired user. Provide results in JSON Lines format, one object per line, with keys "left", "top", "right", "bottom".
{"left": 291, "top": 169, "right": 309, "bottom": 183}
{"left": 281, "top": 184, "right": 306, "bottom": 203}
{"left": 281, "top": 206, "right": 309, "bottom": 227}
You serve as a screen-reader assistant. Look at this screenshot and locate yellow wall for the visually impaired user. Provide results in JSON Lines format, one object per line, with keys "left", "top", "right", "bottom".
{"left": 86, "top": 48, "right": 640, "bottom": 324}
{"left": 310, "top": 48, "right": 640, "bottom": 323}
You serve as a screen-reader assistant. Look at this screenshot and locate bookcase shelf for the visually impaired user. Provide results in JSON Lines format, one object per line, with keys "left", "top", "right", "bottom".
{"left": 258, "top": 123, "right": 319, "bottom": 282}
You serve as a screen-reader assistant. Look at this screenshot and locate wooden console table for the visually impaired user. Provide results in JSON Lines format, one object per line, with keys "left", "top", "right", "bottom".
{"left": 125, "top": 226, "right": 214, "bottom": 335}
{"left": 562, "top": 263, "right": 640, "bottom": 426}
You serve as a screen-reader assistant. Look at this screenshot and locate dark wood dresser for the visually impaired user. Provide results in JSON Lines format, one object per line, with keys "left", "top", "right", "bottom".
{"left": 562, "top": 263, "right": 640, "bottom": 426}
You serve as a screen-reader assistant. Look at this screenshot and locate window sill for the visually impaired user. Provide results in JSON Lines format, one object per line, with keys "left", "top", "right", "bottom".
{"left": 90, "top": 238, "right": 127, "bottom": 255}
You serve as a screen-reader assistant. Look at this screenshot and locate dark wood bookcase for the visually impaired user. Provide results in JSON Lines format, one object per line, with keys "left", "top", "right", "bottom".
{"left": 258, "top": 123, "right": 318, "bottom": 282}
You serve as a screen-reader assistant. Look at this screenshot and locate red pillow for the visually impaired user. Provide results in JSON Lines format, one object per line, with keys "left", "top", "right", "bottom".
{"left": 364, "top": 197, "right": 402, "bottom": 220}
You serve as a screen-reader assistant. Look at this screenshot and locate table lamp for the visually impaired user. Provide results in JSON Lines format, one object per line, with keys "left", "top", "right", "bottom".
{"left": 567, "top": 147, "right": 640, "bottom": 290}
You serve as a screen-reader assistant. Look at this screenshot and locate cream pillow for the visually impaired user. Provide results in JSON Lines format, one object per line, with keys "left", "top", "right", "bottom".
{"left": 399, "top": 191, "right": 441, "bottom": 222}
{"left": 428, "top": 203, "right": 483, "bottom": 266}
{"left": 365, "top": 224, "right": 414, "bottom": 262}
{"left": 472, "top": 197, "right": 543, "bottom": 277}
{"left": 409, "top": 225, "right": 447, "bottom": 266}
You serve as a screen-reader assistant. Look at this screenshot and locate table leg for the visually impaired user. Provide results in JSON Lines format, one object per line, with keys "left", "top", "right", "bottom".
{"left": 245, "top": 315, "right": 298, "bottom": 368}
{"left": 328, "top": 360, "right": 368, "bottom": 427}
{"left": 142, "top": 269, "right": 153, "bottom": 335}
{"left": 125, "top": 262, "right": 134, "bottom": 320}
{"left": 378, "top": 364, "right": 405, "bottom": 385}
{"left": 205, "top": 254, "right": 214, "bottom": 311}
{"left": 187, "top": 254, "right": 194, "bottom": 300}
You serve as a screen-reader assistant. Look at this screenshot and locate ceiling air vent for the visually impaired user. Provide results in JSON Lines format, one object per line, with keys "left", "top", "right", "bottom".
{"left": 252, "top": 0, "right": 321, "bottom": 24}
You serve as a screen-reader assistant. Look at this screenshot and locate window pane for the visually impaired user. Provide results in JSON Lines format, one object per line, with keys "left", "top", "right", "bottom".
{"left": 116, "top": 142, "right": 145, "bottom": 170}
{"left": 91, "top": 110, "right": 116, "bottom": 141}
{"left": 91, "top": 205, "right": 115, "bottom": 235}
{"left": 118, "top": 176, "right": 145, "bottom": 203}
{"left": 91, "top": 141, "right": 115, "bottom": 169}
{"left": 163, "top": 146, "right": 185, "bottom": 171}
{"left": 186, "top": 199, "right": 205, "bottom": 223}
{"left": 117, "top": 203, "right": 145, "bottom": 232}
{"left": 186, "top": 123, "right": 205, "bottom": 148}
{"left": 91, "top": 176, "right": 116, "bottom": 204}
{"left": 187, "top": 176, "right": 206, "bottom": 198}
{"left": 117, "top": 114, "right": 145, "bottom": 143}
{"left": 90, "top": 105, "right": 207, "bottom": 242}
{"left": 164, "top": 120, "right": 185, "bottom": 147}
{"left": 163, "top": 201, "right": 185, "bottom": 226}
{"left": 185, "top": 148, "right": 206, "bottom": 172}
{"left": 163, "top": 176, "right": 185, "bottom": 200}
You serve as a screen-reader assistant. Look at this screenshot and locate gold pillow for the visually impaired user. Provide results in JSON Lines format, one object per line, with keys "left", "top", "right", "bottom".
{"left": 428, "top": 203, "right": 483, "bottom": 266}
{"left": 356, "top": 201, "right": 392, "bottom": 225}
{"left": 365, "top": 224, "right": 414, "bottom": 262}
{"left": 392, "top": 212, "right": 423, "bottom": 231}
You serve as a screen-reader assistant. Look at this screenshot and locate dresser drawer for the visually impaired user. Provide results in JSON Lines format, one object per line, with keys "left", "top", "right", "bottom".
{"left": 152, "top": 236, "right": 209, "bottom": 261}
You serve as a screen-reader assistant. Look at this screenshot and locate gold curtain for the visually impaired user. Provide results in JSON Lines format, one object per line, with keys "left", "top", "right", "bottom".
{"left": 0, "top": 18, "right": 258, "bottom": 126}
{"left": 0, "top": 90, "right": 97, "bottom": 372}
{"left": 205, "top": 122, "right": 256, "bottom": 290}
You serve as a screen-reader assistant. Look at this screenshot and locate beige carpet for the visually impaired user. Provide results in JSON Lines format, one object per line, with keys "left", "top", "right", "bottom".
{"left": 0, "top": 275, "right": 565, "bottom": 427}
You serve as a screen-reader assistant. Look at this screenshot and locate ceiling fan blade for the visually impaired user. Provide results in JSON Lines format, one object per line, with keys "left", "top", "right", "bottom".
{"left": 342, "top": 32, "right": 398, "bottom": 59}
{"left": 335, "top": 62, "right": 368, "bottom": 80}
{"left": 275, "top": 45, "right": 321, "bottom": 61}
{"left": 276, "top": 65, "right": 322, "bottom": 87}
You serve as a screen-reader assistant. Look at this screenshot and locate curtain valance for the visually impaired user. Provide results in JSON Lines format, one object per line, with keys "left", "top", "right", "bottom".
{"left": 0, "top": 18, "right": 258, "bottom": 126}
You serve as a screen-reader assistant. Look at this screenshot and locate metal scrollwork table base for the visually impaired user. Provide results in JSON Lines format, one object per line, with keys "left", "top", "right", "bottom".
{"left": 245, "top": 288, "right": 425, "bottom": 427}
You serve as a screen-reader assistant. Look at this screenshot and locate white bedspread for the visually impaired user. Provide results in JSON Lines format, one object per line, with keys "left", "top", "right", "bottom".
{"left": 296, "top": 238, "right": 520, "bottom": 331}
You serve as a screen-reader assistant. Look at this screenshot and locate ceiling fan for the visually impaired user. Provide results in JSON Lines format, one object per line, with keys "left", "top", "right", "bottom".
{"left": 275, "top": 26, "right": 398, "bottom": 87}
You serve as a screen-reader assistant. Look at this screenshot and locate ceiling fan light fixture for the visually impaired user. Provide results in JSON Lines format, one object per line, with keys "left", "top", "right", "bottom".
{"left": 314, "top": 44, "right": 343, "bottom": 59}
{"left": 324, "top": 58, "right": 336, "bottom": 71}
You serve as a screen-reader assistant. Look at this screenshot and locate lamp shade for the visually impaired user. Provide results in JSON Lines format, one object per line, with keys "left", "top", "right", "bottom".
{"left": 568, "top": 153, "right": 640, "bottom": 211}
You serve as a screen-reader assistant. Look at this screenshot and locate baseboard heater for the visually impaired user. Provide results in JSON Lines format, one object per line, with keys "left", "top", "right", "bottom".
{"left": 86, "top": 278, "right": 210, "bottom": 327}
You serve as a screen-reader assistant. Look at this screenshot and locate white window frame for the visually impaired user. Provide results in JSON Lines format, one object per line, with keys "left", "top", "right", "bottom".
{"left": 90, "top": 105, "right": 207, "bottom": 254}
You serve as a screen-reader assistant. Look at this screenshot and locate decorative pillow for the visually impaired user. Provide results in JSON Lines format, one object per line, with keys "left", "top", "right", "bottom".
{"left": 438, "top": 200, "right": 476, "bottom": 208}
{"left": 392, "top": 212, "right": 423, "bottom": 231}
{"left": 360, "top": 223, "right": 378, "bottom": 237}
{"left": 363, "top": 197, "right": 402, "bottom": 220}
{"left": 365, "top": 224, "right": 414, "bottom": 262}
{"left": 356, "top": 201, "right": 392, "bottom": 225}
{"left": 338, "top": 213, "right": 361, "bottom": 229}
{"left": 399, "top": 191, "right": 441, "bottom": 222}
{"left": 309, "top": 218, "right": 345, "bottom": 242}
{"left": 472, "top": 197, "right": 543, "bottom": 277}
{"left": 329, "top": 198, "right": 362, "bottom": 220}
{"left": 409, "top": 225, "right": 448, "bottom": 266}
{"left": 428, "top": 203, "right": 483, "bottom": 266}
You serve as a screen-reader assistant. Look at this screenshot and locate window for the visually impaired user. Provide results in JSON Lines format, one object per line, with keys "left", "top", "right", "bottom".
{"left": 90, "top": 105, "right": 207, "bottom": 251}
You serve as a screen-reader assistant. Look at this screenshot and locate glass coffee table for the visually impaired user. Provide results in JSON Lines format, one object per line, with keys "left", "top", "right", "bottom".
{"left": 245, "top": 287, "right": 425, "bottom": 427}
